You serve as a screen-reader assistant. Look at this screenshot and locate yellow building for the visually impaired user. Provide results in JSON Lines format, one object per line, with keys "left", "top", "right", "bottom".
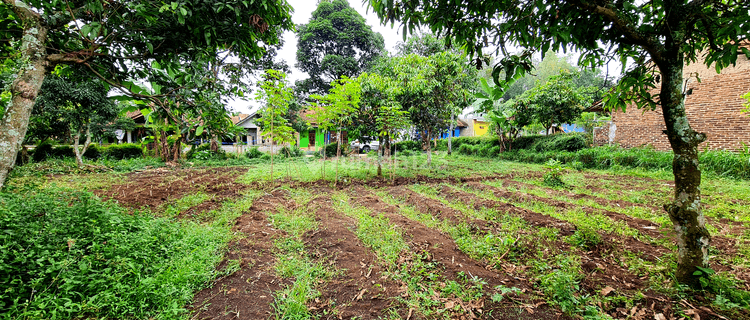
{"left": 472, "top": 119, "right": 489, "bottom": 136}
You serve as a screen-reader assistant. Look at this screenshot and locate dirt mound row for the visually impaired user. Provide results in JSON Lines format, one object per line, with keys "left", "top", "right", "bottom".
{"left": 351, "top": 187, "right": 567, "bottom": 319}
{"left": 466, "top": 182, "right": 666, "bottom": 240}
{"left": 386, "top": 186, "right": 497, "bottom": 233}
{"left": 97, "top": 167, "right": 248, "bottom": 213}
{"left": 191, "top": 189, "right": 292, "bottom": 320}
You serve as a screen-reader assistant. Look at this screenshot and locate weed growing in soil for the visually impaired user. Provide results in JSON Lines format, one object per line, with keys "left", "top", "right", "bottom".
{"left": 269, "top": 206, "right": 333, "bottom": 320}
{"left": 0, "top": 188, "right": 238, "bottom": 319}
{"left": 331, "top": 192, "right": 408, "bottom": 266}
{"left": 543, "top": 159, "right": 567, "bottom": 188}
{"left": 164, "top": 192, "right": 210, "bottom": 218}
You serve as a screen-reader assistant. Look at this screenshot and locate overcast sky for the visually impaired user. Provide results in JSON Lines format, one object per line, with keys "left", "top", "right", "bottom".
{"left": 229, "top": 0, "right": 403, "bottom": 114}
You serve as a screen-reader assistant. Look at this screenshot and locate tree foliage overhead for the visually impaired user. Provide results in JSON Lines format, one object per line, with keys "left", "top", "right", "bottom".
{"left": 295, "top": 0, "right": 385, "bottom": 95}
{"left": 368, "top": 0, "right": 750, "bottom": 288}
{"left": 0, "top": 0, "right": 295, "bottom": 187}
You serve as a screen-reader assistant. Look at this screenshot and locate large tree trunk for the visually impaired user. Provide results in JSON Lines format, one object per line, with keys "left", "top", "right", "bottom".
{"left": 658, "top": 53, "right": 710, "bottom": 288}
{"left": 0, "top": 20, "right": 48, "bottom": 188}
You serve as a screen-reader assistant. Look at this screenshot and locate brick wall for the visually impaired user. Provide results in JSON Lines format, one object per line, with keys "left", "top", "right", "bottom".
{"left": 611, "top": 56, "right": 750, "bottom": 151}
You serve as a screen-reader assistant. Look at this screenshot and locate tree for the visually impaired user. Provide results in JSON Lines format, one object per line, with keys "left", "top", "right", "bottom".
{"left": 475, "top": 76, "right": 529, "bottom": 151}
{"left": 369, "top": 0, "right": 750, "bottom": 286}
{"left": 0, "top": 0, "right": 294, "bottom": 188}
{"left": 295, "top": 0, "right": 384, "bottom": 95}
{"left": 256, "top": 70, "right": 295, "bottom": 181}
{"left": 32, "top": 73, "right": 117, "bottom": 166}
{"left": 356, "top": 72, "right": 407, "bottom": 176}
{"left": 517, "top": 72, "right": 592, "bottom": 135}
{"left": 375, "top": 52, "right": 475, "bottom": 165}
{"left": 308, "top": 76, "right": 361, "bottom": 182}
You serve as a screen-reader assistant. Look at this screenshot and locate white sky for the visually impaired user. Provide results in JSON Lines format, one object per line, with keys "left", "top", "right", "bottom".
{"left": 228, "top": 0, "right": 404, "bottom": 114}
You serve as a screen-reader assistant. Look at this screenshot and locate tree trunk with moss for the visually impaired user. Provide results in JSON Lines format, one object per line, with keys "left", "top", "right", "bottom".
{"left": 657, "top": 53, "right": 711, "bottom": 287}
{"left": 0, "top": 16, "right": 49, "bottom": 189}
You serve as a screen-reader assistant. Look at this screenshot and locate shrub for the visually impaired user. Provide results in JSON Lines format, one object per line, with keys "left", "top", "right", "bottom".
{"left": 398, "top": 149, "right": 414, "bottom": 157}
{"left": 246, "top": 147, "right": 265, "bottom": 159}
{"left": 280, "top": 145, "right": 305, "bottom": 158}
{"left": 187, "top": 143, "right": 226, "bottom": 160}
{"left": 324, "top": 142, "right": 349, "bottom": 158}
{"left": 510, "top": 133, "right": 589, "bottom": 152}
{"left": 394, "top": 140, "right": 421, "bottom": 152}
{"left": 32, "top": 140, "right": 54, "bottom": 162}
{"left": 50, "top": 145, "right": 75, "bottom": 159}
{"left": 543, "top": 159, "right": 567, "bottom": 187}
{"left": 83, "top": 143, "right": 101, "bottom": 160}
{"left": 0, "top": 188, "right": 229, "bottom": 319}
{"left": 103, "top": 143, "right": 143, "bottom": 160}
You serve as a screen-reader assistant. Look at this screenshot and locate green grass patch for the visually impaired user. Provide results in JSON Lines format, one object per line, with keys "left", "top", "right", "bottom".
{"left": 331, "top": 192, "right": 408, "bottom": 266}
{"left": 0, "top": 187, "right": 255, "bottom": 319}
{"left": 268, "top": 205, "right": 333, "bottom": 320}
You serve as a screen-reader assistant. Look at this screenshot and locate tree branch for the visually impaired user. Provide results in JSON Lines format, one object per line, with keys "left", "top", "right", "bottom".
{"left": 569, "top": 0, "right": 665, "bottom": 62}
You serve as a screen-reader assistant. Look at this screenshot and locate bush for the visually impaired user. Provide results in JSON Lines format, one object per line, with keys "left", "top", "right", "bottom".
{"left": 32, "top": 140, "right": 54, "bottom": 162}
{"left": 0, "top": 188, "right": 229, "bottom": 319}
{"left": 187, "top": 143, "right": 226, "bottom": 160}
{"left": 103, "top": 143, "right": 143, "bottom": 160}
{"left": 398, "top": 149, "right": 414, "bottom": 157}
{"left": 83, "top": 143, "right": 101, "bottom": 160}
{"left": 394, "top": 140, "right": 421, "bottom": 152}
{"left": 511, "top": 133, "right": 589, "bottom": 152}
{"left": 323, "top": 142, "right": 349, "bottom": 158}
{"left": 246, "top": 147, "right": 265, "bottom": 159}
{"left": 280, "top": 145, "right": 305, "bottom": 158}
{"left": 543, "top": 159, "right": 567, "bottom": 187}
{"left": 50, "top": 145, "right": 75, "bottom": 159}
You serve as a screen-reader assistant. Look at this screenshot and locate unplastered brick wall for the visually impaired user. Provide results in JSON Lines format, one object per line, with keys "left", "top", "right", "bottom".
{"left": 612, "top": 54, "right": 750, "bottom": 151}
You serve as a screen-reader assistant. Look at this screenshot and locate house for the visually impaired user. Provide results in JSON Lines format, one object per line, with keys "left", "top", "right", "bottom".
{"left": 594, "top": 50, "right": 750, "bottom": 151}
{"left": 232, "top": 113, "right": 261, "bottom": 145}
{"left": 460, "top": 110, "right": 490, "bottom": 137}
{"left": 438, "top": 119, "right": 469, "bottom": 139}
{"left": 297, "top": 110, "right": 347, "bottom": 151}
{"left": 124, "top": 111, "right": 148, "bottom": 143}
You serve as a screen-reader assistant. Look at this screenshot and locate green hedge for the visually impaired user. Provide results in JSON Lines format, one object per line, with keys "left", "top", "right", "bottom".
{"left": 323, "top": 142, "right": 349, "bottom": 157}
{"left": 394, "top": 140, "right": 422, "bottom": 152}
{"left": 511, "top": 133, "right": 589, "bottom": 152}
{"left": 103, "top": 143, "right": 143, "bottom": 160}
{"left": 186, "top": 143, "right": 227, "bottom": 160}
{"left": 495, "top": 145, "right": 750, "bottom": 180}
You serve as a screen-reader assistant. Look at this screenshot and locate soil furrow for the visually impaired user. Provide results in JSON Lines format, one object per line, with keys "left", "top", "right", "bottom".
{"left": 302, "top": 192, "right": 406, "bottom": 319}
{"left": 350, "top": 187, "right": 568, "bottom": 319}
{"left": 387, "top": 186, "right": 497, "bottom": 233}
{"left": 190, "top": 190, "right": 291, "bottom": 320}
{"left": 469, "top": 181, "right": 666, "bottom": 240}
{"left": 98, "top": 167, "right": 248, "bottom": 211}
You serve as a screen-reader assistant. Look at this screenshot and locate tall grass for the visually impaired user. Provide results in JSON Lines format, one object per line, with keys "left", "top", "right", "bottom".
{"left": 0, "top": 188, "right": 248, "bottom": 319}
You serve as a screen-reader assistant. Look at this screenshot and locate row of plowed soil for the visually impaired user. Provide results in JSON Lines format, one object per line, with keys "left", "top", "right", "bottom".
{"left": 78, "top": 166, "right": 747, "bottom": 319}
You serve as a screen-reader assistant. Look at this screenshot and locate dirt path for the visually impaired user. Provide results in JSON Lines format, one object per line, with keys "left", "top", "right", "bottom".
{"left": 302, "top": 192, "right": 406, "bottom": 319}
{"left": 190, "top": 190, "right": 291, "bottom": 320}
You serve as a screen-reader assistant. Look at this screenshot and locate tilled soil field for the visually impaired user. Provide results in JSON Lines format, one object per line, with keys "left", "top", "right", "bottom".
{"left": 94, "top": 166, "right": 750, "bottom": 320}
